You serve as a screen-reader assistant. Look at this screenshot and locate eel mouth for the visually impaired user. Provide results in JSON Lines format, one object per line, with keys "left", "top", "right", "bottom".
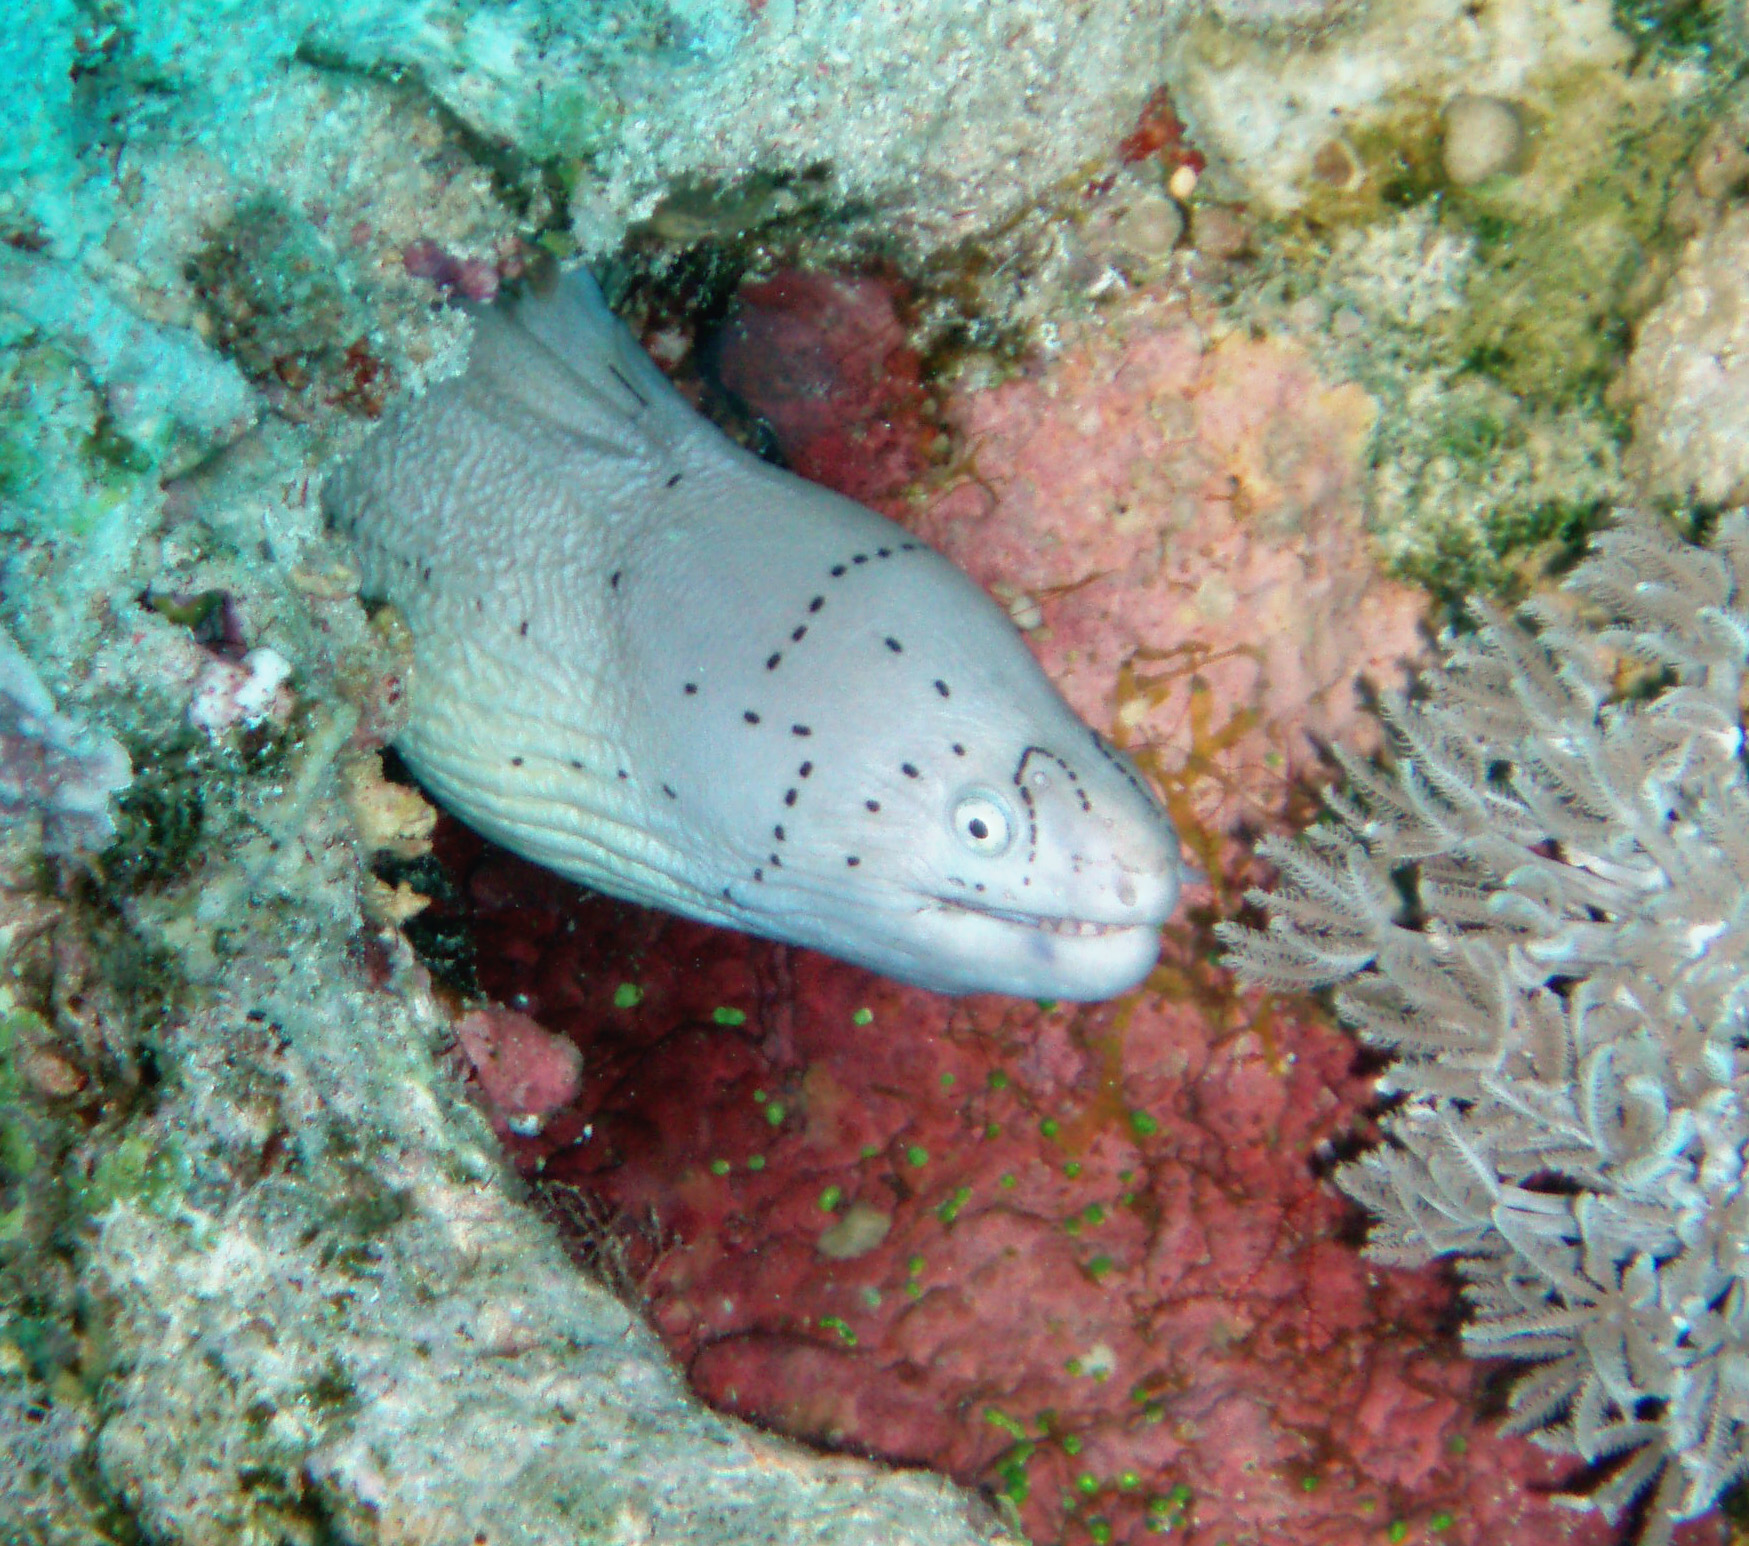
{"left": 930, "top": 897, "right": 1149, "bottom": 939}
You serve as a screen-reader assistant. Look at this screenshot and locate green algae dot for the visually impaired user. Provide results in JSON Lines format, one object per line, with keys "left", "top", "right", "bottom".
{"left": 999, "top": 1172, "right": 1017, "bottom": 1189}
{"left": 852, "top": 1006, "right": 873, "bottom": 1025}
{"left": 709, "top": 1159, "right": 730, "bottom": 1176}
{"left": 612, "top": 983, "right": 643, "bottom": 1009}
{"left": 940, "top": 1072, "right": 955, "bottom": 1089}
{"left": 859, "top": 1143, "right": 880, "bottom": 1160}
{"left": 988, "top": 1070, "right": 1010, "bottom": 1091}
{"left": 905, "top": 1144, "right": 929, "bottom": 1167}
{"left": 1129, "top": 1110, "right": 1159, "bottom": 1137}
{"left": 905, "top": 1281, "right": 923, "bottom": 1299}
{"left": 1144, "top": 1403, "right": 1166, "bottom": 1424}
{"left": 819, "top": 1185, "right": 844, "bottom": 1212}
{"left": 859, "top": 1285, "right": 882, "bottom": 1309}
{"left": 1075, "top": 1473, "right": 1099, "bottom": 1495}
{"left": 1040, "top": 1118, "right": 1060, "bottom": 1139}
{"left": 764, "top": 1102, "right": 786, "bottom": 1126}
{"left": 1387, "top": 1524, "right": 1409, "bottom": 1544}
{"left": 1168, "top": 1485, "right": 1193, "bottom": 1507}
{"left": 937, "top": 1185, "right": 972, "bottom": 1225}
{"left": 997, "top": 1446, "right": 1033, "bottom": 1506}
{"left": 1036, "top": 999, "right": 1059, "bottom": 1012}
{"left": 712, "top": 1006, "right": 747, "bottom": 1026}
{"left": 984, "top": 1122, "right": 1001, "bottom": 1139}
{"left": 1119, "top": 1471, "right": 1141, "bottom": 1490}
{"left": 1428, "top": 1515, "right": 1454, "bottom": 1533}
{"left": 907, "top": 1255, "right": 925, "bottom": 1277}
{"left": 817, "top": 1315, "right": 857, "bottom": 1346}
{"left": 984, "top": 1406, "right": 1028, "bottom": 1440}
{"left": 1300, "top": 1475, "right": 1320, "bottom": 1493}
{"left": 1086, "top": 1254, "right": 1114, "bottom": 1279}
{"left": 747, "top": 1154, "right": 766, "bottom": 1171}
{"left": 1064, "top": 1359, "right": 1083, "bottom": 1378}
{"left": 753, "top": 1089, "right": 768, "bottom": 1103}
{"left": 1083, "top": 1203, "right": 1105, "bottom": 1225}
{"left": 1089, "top": 1521, "right": 1112, "bottom": 1545}
{"left": 1064, "top": 1160, "right": 1083, "bottom": 1179}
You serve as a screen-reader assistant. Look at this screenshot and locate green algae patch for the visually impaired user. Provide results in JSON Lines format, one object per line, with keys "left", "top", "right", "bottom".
{"left": 99, "top": 727, "right": 254, "bottom": 897}
{"left": 0, "top": 1009, "right": 60, "bottom": 1252}
{"left": 527, "top": 82, "right": 623, "bottom": 166}
{"left": 1613, "top": 0, "right": 1728, "bottom": 61}
{"left": 187, "top": 195, "right": 374, "bottom": 411}
{"left": 74, "top": 1129, "right": 192, "bottom": 1222}
{"left": 1440, "top": 71, "right": 1712, "bottom": 408}
{"left": 1304, "top": 63, "right": 1711, "bottom": 411}
{"left": 1263, "top": 54, "right": 1724, "bottom": 607}
{"left": 0, "top": 341, "right": 113, "bottom": 536}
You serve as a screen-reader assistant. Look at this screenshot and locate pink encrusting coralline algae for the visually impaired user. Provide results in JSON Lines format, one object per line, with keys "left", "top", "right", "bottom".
{"left": 911, "top": 291, "right": 1427, "bottom": 867}
{"left": 418, "top": 271, "right": 1735, "bottom": 1544}
{"left": 455, "top": 1004, "right": 585, "bottom": 1138}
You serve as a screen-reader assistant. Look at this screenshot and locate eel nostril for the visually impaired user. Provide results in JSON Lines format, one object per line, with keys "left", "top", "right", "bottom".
{"left": 1116, "top": 875, "right": 1137, "bottom": 907}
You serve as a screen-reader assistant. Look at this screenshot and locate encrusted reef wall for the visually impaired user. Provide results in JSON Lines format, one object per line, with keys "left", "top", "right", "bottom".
{"left": 3, "top": 0, "right": 1747, "bottom": 1542}
{"left": 0, "top": 1, "right": 1191, "bottom": 1540}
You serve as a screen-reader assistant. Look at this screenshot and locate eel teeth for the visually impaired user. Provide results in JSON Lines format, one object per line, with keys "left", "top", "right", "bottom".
{"left": 939, "top": 899, "right": 1138, "bottom": 937}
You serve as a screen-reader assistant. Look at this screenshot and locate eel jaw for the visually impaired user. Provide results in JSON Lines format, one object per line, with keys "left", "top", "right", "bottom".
{"left": 929, "top": 896, "right": 1149, "bottom": 939}
{"left": 898, "top": 893, "right": 1167, "bottom": 1000}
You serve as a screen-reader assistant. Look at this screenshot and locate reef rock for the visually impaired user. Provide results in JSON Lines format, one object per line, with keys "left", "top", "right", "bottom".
{"left": 1627, "top": 205, "right": 1749, "bottom": 509}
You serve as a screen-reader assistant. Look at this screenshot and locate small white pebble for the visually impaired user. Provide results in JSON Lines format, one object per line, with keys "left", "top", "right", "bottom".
{"left": 992, "top": 582, "right": 1046, "bottom": 631}
{"left": 231, "top": 647, "right": 292, "bottom": 723}
{"left": 1168, "top": 164, "right": 1199, "bottom": 201}
{"left": 188, "top": 647, "right": 293, "bottom": 736}
{"left": 1693, "top": 119, "right": 1749, "bottom": 201}
{"left": 1442, "top": 94, "right": 1524, "bottom": 186}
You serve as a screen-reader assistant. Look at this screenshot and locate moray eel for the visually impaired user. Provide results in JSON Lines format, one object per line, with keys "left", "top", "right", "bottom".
{"left": 324, "top": 269, "right": 1184, "bottom": 998}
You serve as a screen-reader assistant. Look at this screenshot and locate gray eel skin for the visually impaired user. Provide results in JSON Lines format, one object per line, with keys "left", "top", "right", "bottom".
{"left": 324, "top": 268, "right": 1184, "bottom": 998}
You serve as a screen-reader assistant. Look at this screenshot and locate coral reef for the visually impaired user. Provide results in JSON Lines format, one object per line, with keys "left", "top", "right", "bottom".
{"left": 2, "top": 0, "right": 1738, "bottom": 1540}
{"left": 5, "top": 0, "right": 1188, "bottom": 262}
{"left": 0, "top": 246, "right": 256, "bottom": 475}
{"left": 1168, "top": 0, "right": 1733, "bottom": 605}
{"left": 2, "top": 2, "right": 1221, "bottom": 1536}
{"left": 0, "top": 532, "right": 1021, "bottom": 1546}
{"left": 461, "top": 845, "right": 1624, "bottom": 1546}
{"left": 1166, "top": 0, "right": 1632, "bottom": 215}
{"left": 424, "top": 268, "right": 1693, "bottom": 1545}
{"left": 1220, "top": 510, "right": 1749, "bottom": 1544}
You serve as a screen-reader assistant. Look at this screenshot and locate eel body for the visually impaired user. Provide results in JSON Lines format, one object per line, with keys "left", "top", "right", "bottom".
{"left": 324, "top": 270, "right": 1183, "bottom": 998}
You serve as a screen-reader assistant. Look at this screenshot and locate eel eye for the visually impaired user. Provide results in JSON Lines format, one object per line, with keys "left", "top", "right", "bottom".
{"left": 952, "top": 791, "right": 1013, "bottom": 857}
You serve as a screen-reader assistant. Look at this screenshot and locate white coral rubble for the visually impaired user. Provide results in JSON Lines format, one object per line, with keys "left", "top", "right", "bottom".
{"left": 0, "top": 625, "right": 130, "bottom": 854}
